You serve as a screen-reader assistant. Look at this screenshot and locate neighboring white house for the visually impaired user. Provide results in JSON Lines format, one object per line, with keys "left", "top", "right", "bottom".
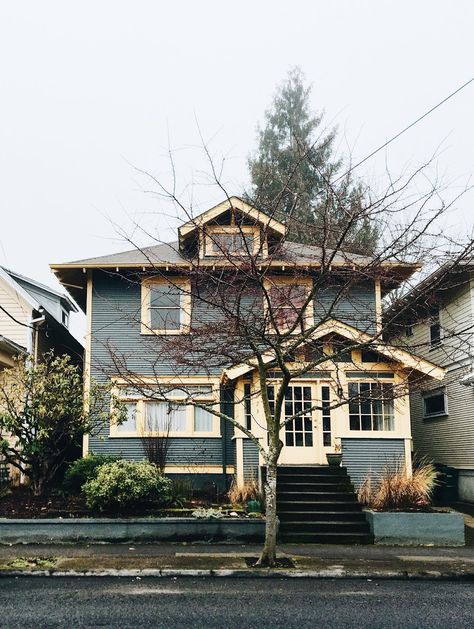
{"left": 0, "top": 266, "right": 83, "bottom": 368}
{"left": 387, "top": 263, "right": 474, "bottom": 503}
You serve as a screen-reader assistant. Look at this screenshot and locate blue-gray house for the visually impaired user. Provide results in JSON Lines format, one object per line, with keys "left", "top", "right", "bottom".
{"left": 51, "top": 197, "right": 442, "bottom": 494}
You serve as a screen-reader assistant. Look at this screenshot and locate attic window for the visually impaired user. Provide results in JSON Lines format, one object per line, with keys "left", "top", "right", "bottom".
{"left": 61, "top": 309, "right": 69, "bottom": 327}
{"left": 205, "top": 227, "right": 256, "bottom": 256}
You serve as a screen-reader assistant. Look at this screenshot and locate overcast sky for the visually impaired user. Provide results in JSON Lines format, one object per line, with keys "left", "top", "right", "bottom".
{"left": 1, "top": 1, "right": 473, "bottom": 341}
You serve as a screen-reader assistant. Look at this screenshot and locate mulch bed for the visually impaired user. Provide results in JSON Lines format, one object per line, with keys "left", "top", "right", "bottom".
{"left": 0, "top": 488, "right": 244, "bottom": 519}
{"left": 0, "top": 488, "right": 90, "bottom": 519}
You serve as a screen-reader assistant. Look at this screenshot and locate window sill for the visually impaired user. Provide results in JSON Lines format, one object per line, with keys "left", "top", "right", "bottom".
{"left": 423, "top": 413, "right": 448, "bottom": 420}
{"left": 140, "top": 329, "right": 188, "bottom": 336}
{"left": 109, "top": 432, "right": 222, "bottom": 439}
{"left": 429, "top": 342, "right": 443, "bottom": 351}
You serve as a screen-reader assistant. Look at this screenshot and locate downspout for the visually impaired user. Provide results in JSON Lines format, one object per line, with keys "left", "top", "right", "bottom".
{"left": 27, "top": 309, "right": 46, "bottom": 362}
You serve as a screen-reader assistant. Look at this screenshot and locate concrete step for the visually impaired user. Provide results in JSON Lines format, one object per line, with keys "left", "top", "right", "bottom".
{"left": 279, "top": 521, "right": 371, "bottom": 534}
{"left": 277, "top": 510, "right": 368, "bottom": 522}
{"left": 277, "top": 500, "right": 363, "bottom": 512}
{"left": 277, "top": 491, "right": 358, "bottom": 502}
{"left": 277, "top": 466, "right": 347, "bottom": 477}
{"left": 279, "top": 531, "right": 374, "bottom": 544}
{"left": 278, "top": 482, "right": 354, "bottom": 493}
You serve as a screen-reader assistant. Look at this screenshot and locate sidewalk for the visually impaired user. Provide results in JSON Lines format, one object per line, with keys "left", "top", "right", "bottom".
{"left": 1, "top": 541, "right": 474, "bottom": 579}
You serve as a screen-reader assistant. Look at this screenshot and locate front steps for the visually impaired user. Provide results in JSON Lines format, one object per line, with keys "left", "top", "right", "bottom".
{"left": 276, "top": 465, "right": 373, "bottom": 544}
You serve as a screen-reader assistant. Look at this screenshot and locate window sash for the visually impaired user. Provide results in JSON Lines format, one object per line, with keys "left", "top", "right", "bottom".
{"left": 194, "top": 406, "right": 214, "bottom": 432}
{"left": 423, "top": 390, "right": 447, "bottom": 418}
{"left": 348, "top": 382, "right": 395, "bottom": 431}
{"left": 144, "top": 401, "right": 187, "bottom": 433}
{"left": 117, "top": 402, "right": 137, "bottom": 433}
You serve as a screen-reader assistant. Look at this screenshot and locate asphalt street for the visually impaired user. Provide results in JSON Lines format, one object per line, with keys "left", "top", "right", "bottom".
{"left": 0, "top": 577, "right": 473, "bottom": 628}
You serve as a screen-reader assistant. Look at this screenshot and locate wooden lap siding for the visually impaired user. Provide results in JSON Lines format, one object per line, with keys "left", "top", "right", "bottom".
{"left": 243, "top": 439, "right": 259, "bottom": 482}
{"left": 341, "top": 438, "right": 405, "bottom": 489}
{"left": 88, "top": 271, "right": 234, "bottom": 477}
{"left": 410, "top": 366, "right": 474, "bottom": 469}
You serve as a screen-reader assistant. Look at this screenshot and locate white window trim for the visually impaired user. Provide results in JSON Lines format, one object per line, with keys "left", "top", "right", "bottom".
{"left": 203, "top": 225, "right": 261, "bottom": 257}
{"left": 348, "top": 381, "right": 396, "bottom": 433}
{"left": 110, "top": 381, "right": 221, "bottom": 438}
{"left": 422, "top": 387, "right": 448, "bottom": 419}
{"left": 140, "top": 277, "right": 191, "bottom": 335}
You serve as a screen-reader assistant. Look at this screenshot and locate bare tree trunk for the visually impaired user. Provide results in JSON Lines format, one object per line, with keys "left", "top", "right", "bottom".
{"left": 257, "top": 456, "right": 279, "bottom": 566}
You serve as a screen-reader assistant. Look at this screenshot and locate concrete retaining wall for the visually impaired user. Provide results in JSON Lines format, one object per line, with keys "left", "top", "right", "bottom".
{"left": 0, "top": 518, "right": 266, "bottom": 544}
{"left": 365, "top": 510, "right": 465, "bottom": 546}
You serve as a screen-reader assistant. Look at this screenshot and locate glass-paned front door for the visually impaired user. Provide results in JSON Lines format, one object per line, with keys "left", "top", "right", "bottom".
{"left": 284, "top": 385, "right": 313, "bottom": 447}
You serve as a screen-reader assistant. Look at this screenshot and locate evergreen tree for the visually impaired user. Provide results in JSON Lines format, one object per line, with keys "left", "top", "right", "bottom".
{"left": 248, "top": 67, "right": 379, "bottom": 253}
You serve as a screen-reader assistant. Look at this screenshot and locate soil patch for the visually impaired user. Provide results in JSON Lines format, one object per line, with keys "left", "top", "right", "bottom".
{"left": 0, "top": 488, "right": 89, "bottom": 519}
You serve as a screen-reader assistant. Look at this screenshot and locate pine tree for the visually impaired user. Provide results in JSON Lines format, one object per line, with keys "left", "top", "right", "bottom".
{"left": 247, "top": 67, "right": 379, "bottom": 253}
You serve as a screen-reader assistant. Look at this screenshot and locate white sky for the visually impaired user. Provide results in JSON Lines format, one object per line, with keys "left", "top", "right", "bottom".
{"left": 1, "top": 1, "right": 473, "bottom": 341}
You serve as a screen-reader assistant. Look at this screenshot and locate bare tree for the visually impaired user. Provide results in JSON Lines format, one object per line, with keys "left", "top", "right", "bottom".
{"left": 139, "top": 404, "right": 172, "bottom": 473}
{"left": 84, "top": 145, "right": 473, "bottom": 566}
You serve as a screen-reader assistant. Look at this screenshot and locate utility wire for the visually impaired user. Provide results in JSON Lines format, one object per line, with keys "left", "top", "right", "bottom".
{"left": 333, "top": 77, "right": 474, "bottom": 184}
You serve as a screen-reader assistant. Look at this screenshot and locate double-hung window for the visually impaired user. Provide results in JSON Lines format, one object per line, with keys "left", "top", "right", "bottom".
{"left": 141, "top": 278, "right": 191, "bottom": 334}
{"left": 348, "top": 382, "right": 395, "bottom": 431}
{"left": 265, "top": 277, "right": 313, "bottom": 332}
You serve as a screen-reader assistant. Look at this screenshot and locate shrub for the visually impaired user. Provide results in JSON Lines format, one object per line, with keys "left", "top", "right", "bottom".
{"left": 83, "top": 460, "right": 172, "bottom": 512}
{"left": 357, "top": 458, "right": 439, "bottom": 511}
{"left": 63, "top": 455, "right": 119, "bottom": 493}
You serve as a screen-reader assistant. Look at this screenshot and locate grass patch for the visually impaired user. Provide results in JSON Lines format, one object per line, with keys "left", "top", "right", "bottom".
{"left": 1, "top": 556, "right": 57, "bottom": 570}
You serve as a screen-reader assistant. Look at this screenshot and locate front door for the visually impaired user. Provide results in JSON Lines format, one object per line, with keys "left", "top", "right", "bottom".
{"left": 276, "top": 383, "right": 326, "bottom": 465}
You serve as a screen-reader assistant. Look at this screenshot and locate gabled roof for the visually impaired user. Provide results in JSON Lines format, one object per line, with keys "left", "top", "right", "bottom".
{"left": 178, "top": 196, "right": 287, "bottom": 243}
{"left": 385, "top": 259, "right": 474, "bottom": 325}
{"left": 222, "top": 318, "right": 444, "bottom": 382}
{"left": 0, "top": 266, "right": 78, "bottom": 327}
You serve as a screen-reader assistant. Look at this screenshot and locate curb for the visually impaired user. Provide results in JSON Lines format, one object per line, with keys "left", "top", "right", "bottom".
{"left": 1, "top": 568, "right": 474, "bottom": 580}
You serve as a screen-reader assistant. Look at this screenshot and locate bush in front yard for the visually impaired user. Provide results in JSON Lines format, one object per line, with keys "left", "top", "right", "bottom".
{"left": 63, "top": 455, "right": 120, "bottom": 493}
{"left": 83, "top": 460, "right": 171, "bottom": 512}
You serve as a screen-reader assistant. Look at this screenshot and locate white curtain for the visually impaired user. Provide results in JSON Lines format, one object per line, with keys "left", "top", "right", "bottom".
{"left": 145, "top": 402, "right": 187, "bottom": 432}
{"left": 194, "top": 406, "right": 214, "bottom": 432}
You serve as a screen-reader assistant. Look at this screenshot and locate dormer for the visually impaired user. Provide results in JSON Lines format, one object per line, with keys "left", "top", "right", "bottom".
{"left": 177, "top": 196, "right": 286, "bottom": 260}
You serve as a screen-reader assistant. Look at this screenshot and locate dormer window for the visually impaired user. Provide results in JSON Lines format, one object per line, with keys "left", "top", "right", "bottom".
{"left": 204, "top": 226, "right": 258, "bottom": 257}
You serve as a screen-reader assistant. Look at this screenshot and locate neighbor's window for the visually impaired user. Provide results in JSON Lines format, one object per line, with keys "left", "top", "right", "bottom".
{"left": 429, "top": 307, "right": 441, "bottom": 347}
{"left": 348, "top": 382, "right": 394, "bottom": 431}
{"left": 422, "top": 388, "right": 447, "bottom": 419}
{"left": 267, "top": 280, "right": 312, "bottom": 331}
{"left": 142, "top": 279, "right": 190, "bottom": 334}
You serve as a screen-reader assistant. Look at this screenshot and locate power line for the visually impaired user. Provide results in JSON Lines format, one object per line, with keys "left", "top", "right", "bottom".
{"left": 333, "top": 76, "right": 474, "bottom": 184}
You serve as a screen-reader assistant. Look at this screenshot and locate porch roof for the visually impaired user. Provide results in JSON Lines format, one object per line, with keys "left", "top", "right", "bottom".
{"left": 221, "top": 318, "right": 445, "bottom": 382}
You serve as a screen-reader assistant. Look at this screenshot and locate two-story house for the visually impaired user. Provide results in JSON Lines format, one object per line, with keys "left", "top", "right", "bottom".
{"left": 387, "top": 262, "right": 474, "bottom": 503}
{"left": 0, "top": 266, "right": 84, "bottom": 483}
{"left": 51, "top": 197, "right": 443, "bottom": 497}
{"left": 0, "top": 266, "right": 83, "bottom": 367}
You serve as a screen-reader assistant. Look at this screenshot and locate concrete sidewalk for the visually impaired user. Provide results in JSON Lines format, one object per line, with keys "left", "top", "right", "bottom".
{"left": 1, "top": 542, "right": 474, "bottom": 579}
